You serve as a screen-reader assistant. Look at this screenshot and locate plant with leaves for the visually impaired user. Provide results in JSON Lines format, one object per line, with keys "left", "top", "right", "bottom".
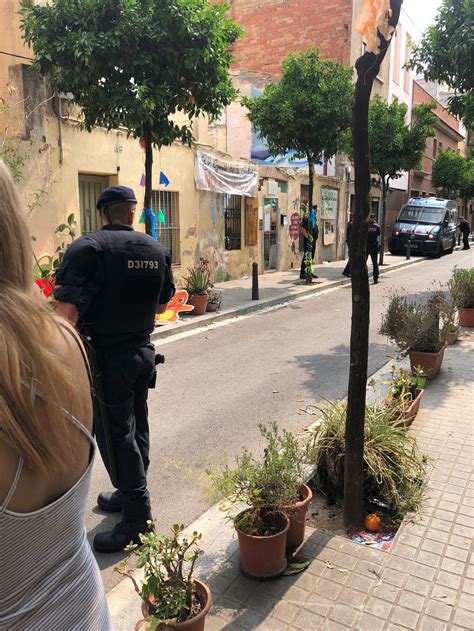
{"left": 408, "top": 0, "right": 474, "bottom": 126}
{"left": 21, "top": 0, "right": 242, "bottom": 234}
{"left": 307, "top": 400, "right": 429, "bottom": 518}
{"left": 368, "top": 95, "right": 436, "bottom": 264}
{"left": 242, "top": 48, "right": 353, "bottom": 282}
{"left": 33, "top": 213, "right": 76, "bottom": 300}
{"left": 432, "top": 148, "right": 467, "bottom": 199}
{"left": 116, "top": 524, "right": 204, "bottom": 628}
{"left": 182, "top": 258, "right": 211, "bottom": 296}
{"left": 449, "top": 267, "right": 474, "bottom": 309}
{"left": 459, "top": 159, "right": 474, "bottom": 211}
{"left": 207, "top": 423, "right": 306, "bottom": 535}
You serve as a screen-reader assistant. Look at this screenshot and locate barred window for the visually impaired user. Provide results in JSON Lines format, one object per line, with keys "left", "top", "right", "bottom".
{"left": 224, "top": 194, "right": 242, "bottom": 250}
{"left": 151, "top": 190, "right": 180, "bottom": 265}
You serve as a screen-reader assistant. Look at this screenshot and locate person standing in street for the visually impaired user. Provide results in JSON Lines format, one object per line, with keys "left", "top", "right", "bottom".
{"left": 459, "top": 217, "right": 471, "bottom": 250}
{"left": 342, "top": 214, "right": 353, "bottom": 277}
{"left": 367, "top": 213, "right": 381, "bottom": 284}
{"left": 54, "top": 186, "right": 175, "bottom": 553}
{"left": 299, "top": 204, "right": 319, "bottom": 280}
{"left": 0, "top": 160, "right": 111, "bottom": 629}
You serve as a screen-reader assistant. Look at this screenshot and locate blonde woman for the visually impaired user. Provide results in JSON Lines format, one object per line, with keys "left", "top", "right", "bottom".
{"left": 0, "top": 160, "right": 112, "bottom": 630}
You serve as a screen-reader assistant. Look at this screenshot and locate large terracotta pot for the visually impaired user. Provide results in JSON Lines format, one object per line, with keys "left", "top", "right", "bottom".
{"left": 459, "top": 307, "right": 474, "bottom": 327}
{"left": 408, "top": 345, "right": 445, "bottom": 380}
{"left": 282, "top": 483, "right": 313, "bottom": 549}
{"left": 235, "top": 510, "right": 289, "bottom": 578}
{"left": 188, "top": 293, "right": 209, "bottom": 316}
{"left": 390, "top": 389, "right": 423, "bottom": 428}
{"left": 446, "top": 328, "right": 460, "bottom": 345}
{"left": 141, "top": 580, "right": 212, "bottom": 631}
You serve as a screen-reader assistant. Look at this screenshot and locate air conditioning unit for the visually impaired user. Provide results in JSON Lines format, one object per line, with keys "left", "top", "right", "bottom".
{"left": 267, "top": 180, "right": 278, "bottom": 196}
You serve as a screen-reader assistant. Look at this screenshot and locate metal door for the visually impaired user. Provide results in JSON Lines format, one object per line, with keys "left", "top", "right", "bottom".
{"left": 78, "top": 174, "right": 109, "bottom": 234}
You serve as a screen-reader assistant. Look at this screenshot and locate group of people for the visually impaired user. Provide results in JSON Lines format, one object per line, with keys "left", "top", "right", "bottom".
{"left": 1, "top": 161, "right": 174, "bottom": 628}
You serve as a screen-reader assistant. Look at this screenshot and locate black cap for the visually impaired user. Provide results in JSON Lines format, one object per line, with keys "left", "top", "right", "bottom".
{"left": 96, "top": 185, "right": 137, "bottom": 210}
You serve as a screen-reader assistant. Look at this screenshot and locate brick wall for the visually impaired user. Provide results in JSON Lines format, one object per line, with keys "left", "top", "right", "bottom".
{"left": 229, "top": 0, "right": 353, "bottom": 76}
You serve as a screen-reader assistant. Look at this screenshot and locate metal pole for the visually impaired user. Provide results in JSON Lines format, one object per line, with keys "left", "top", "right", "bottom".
{"left": 252, "top": 262, "right": 259, "bottom": 300}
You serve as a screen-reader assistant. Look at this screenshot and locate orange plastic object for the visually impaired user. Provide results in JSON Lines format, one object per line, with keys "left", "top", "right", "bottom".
{"left": 155, "top": 290, "right": 194, "bottom": 324}
{"left": 364, "top": 513, "right": 381, "bottom": 532}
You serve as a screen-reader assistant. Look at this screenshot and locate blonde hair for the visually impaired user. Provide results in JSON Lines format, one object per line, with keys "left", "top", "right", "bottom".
{"left": 0, "top": 160, "right": 82, "bottom": 475}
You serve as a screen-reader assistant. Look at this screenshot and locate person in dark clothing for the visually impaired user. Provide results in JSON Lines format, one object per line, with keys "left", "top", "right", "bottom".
{"left": 300, "top": 204, "right": 319, "bottom": 280}
{"left": 342, "top": 216, "right": 353, "bottom": 277}
{"left": 367, "top": 214, "right": 381, "bottom": 284}
{"left": 459, "top": 217, "right": 471, "bottom": 250}
{"left": 54, "top": 186, "right": 175, "bottom": 553}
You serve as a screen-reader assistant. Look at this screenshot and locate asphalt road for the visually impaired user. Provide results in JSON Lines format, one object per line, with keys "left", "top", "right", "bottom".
{"left": 86, "top": 249, "right": 473, "bottom": 590}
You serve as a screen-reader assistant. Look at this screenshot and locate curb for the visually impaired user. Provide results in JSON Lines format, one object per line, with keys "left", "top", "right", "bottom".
{"left": 151, "top": 257, "right": 425, "bottom": 343}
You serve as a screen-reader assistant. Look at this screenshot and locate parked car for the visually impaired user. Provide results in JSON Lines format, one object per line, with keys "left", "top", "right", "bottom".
{"left": 388, "top": 197, "right": 458, "bottom": 257}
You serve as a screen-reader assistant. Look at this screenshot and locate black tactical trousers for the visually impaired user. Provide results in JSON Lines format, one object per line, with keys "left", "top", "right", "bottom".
{"left": 367, "top": 245, "right": 379, "bottom": 281}
{"left": 93, "top": 343, "right": 155, "bottom": 523}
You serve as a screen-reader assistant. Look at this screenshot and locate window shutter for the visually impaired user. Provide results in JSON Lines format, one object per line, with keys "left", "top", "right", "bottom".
{"left": 245, "top": 198, "right": 258, "bottom": 246}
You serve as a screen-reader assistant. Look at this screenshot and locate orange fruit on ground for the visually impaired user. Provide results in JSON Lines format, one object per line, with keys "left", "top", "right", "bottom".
{"left": 365, "top": 513, "right": 381, "bottom": 532}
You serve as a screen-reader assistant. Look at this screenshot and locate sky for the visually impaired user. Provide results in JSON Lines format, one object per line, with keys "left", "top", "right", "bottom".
{"left": 402, "top": 0, "right": 443, "bottom": 40}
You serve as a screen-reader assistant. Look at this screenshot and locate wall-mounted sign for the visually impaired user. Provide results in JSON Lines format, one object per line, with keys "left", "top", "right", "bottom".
{"left": 321, "top": 188, "right": 338, "bottom": 220}
{"left": 195, "top": 149, "right": 258, "bottom": 197}
{"left": 289, "top": 212, "right": 300, "bottom": 240}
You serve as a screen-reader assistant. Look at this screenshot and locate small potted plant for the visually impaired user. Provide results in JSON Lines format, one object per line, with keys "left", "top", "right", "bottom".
{"left": 208, "top": 424, "right": 309, "bottom": 576}
{"left": 448, "top": 267, "right": 474, "bottom": 327}
{"left": 206, "top": 288, "right": 222, "bottom": 313}
{"left": 380, "top": 290, "right": 451, "bottom": 379}
{"left": 116, "top": 524, "right": 212, "bottom": 631}
{"left": 384, "top": 366, "right": 424, "bottom": 427}
{"left": 182, "top": 258, "right": 211, "bottom": 316}
{"left": 445, "top": 323, "right": 460, "bottom": 344}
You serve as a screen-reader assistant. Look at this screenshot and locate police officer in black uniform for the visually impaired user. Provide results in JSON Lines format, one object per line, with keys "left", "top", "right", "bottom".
{"left": 367, "top": 213, "right": 381, "bottom": 284}
{"left": 54, "top": 186, "right": 175, "bottom": 553}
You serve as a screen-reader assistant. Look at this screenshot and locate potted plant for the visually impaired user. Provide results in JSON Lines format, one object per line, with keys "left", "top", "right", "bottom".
{"left": 448, "top": 267, "right": 474, "bottom": 327}
{"left": 307, "top": 401, "right": 429, "bottom": 519}
{"left": 116, "top": 524, "right": 212, "bottom": 631}
{"left": 384, "top": 366, "right": 424, "bottom": 427}
{"left": 208, "top": 423, "right": 310, "bottom": 576}
{"left": 206, "top": 288, "right": 222, "bottom": 313}
{"left": 446, "top": 323, "right": 460, "bottom": 345}
{"left": 182, "top": 259, "right": 210, "bottom": 316}
{"left": 380, "top": 290, "right": 451, "bottom": 379}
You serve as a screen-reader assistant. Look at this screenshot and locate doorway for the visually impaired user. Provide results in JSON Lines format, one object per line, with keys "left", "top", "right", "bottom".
{"left": 78, "top": 174, "right": 109, "bottom": 234}
{"left": 263, "top": 197, "right": 278, "bottom": 270}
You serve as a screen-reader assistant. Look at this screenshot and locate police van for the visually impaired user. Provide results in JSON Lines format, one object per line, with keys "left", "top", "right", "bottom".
{"left": 388, "top": 197, "right": 458, "bottom": 257}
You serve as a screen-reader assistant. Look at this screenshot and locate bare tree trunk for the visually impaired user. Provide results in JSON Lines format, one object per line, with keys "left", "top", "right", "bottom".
{"left": 306, "top": 153, "right": 315, "bottom": 285}
{"left": 343, "top": 0, "right": 402, "bottom": 530}
{"left": 144, "top": 123, "right": 153, "bottom": 235}
{"left": 379, "top": 177, "right": 388, "bottom": 265}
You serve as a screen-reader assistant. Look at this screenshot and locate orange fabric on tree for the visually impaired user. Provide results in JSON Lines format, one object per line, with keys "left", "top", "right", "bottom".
{"left": 355, "top": 0, "right": 394, "bottom": 54}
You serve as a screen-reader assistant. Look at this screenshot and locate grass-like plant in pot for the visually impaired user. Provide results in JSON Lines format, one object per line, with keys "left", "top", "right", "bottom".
{"left": 384, "top": 366, "right": 424, "bottom": 427}
{"left": 448, "top": 267, "right": 474, "bottom": 327}
{"left": 182, "top": 258, "right": 211, "bottom": 315}
{"left": 379, "top": 290, "right": 451, "bottom": 379}
{"left": 307, "top": 401, "right": 429, "bottom": 521}
{"left": 208, "top": 423, "right": 309, "bottom": 576}
{"left": 115, "top": 524, "right": 211, "bottom": 631}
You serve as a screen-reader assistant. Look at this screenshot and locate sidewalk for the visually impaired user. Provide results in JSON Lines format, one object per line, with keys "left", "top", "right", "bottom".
{"left": 108, "top": 336, "right": 473, "bottom": 630}
{"left": 152, "top": 253, "right": 425, "bottom": 342}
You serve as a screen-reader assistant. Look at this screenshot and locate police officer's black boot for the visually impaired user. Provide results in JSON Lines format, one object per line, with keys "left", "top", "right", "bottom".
{"left": 97, "top": 490, "right": 122, "bottom": 513}
{"left": 93, "top": 518, "right": 153, "bottom": 554}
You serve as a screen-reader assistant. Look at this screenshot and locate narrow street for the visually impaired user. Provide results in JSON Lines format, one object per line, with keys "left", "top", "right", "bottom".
{"left": 87, "top": 250, "right": 473, "bottom": 589}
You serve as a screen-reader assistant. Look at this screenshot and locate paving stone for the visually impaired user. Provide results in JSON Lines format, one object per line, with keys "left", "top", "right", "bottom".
{"left": 213, "top": 596, "right": 242, "bottom": 623}
{"left": 445, "top": 545, "right": 469, "bottom": 562}
{"left": 371, "top": 582, "right": 400, "bottom": 603}
{"left": 421, "top": 539, "right": 445, "bottom": 555}
{"left": 410, "top": 563, "right": 437, "bottom": 582}
{"left": 364, "top": 596, "right": 392, "bottom": 618}
{"left": 424, "top": 600, "right": 454, "bottom": 622}
{"left": 431, "top": 585, "right": 457, "bottom": 606}
{"left": 462, "top": 578, "right": 474, "bottom": 594}
{"left": 436, "top": 570, "right": 462, "bottom": 590}
{"left": 453, "top": 607, "right": 473, "bottom": 628}
{"left": 328, "top": 603, "right": 358, "bottom": 627}
{"left": 272, "top": 600, "right": 299, "bottom": 624}
{"left": 390, "top": 606, "right": 419, "bottom": 629}
{"left": 404, "top": 576, "right": 432, "bottom": 596}
{"left": 308, "top": 577, "right": 343, "bottom": 601}
{"left": 331, "top": 551, "right": 358, "bottom": 570}
{"left": 303, "top": 594, "right": 333, "bottom": 617}
{"left": 338, "top": 588, "right": 366, "bottom": 609}
{"left": 256, "top": 618, "right": 288, "bottom": 631}
{"left": 418, "top": 616, "right": 448, "bottom": 631}
{"left": 440, "top": 557, "right": 466, "bottom": 575}
{"left": 425, "top": 528, "right": 450, "bottom": 544}
{"left": 458, "top": 592, "right": 474, "bottom": 611}
{"left": 398, "top": 590, "right": 425, "bottom": 612}
{"left": 382, "top": 568, "right": 405, "bottom": 587}
{"left": 347, "top": 571, "right": 376, "bottom": 593}
{"left": 355, "top": 612, "right": 386, "bottom": 630}
{"left": 319, "top": 620, "right": 349, "bottom": 631}
{"left": 205, "top": 614, "right": 229, "bottom": 631}
{"left": 283, "top": 585, "right": 309, "bottom": 607}
{"left": 292, "top": 608, "right": 324, "bottom": 630}
{"left": 244, "top": 591, "right": 278, "bottom": 616}
{"left": 416, "top": 550, "right": 442, "bottom": 568}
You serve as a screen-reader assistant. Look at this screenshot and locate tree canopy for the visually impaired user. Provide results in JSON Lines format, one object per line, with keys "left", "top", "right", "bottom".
{"left": 408, "top": 0, "right": 474, "bottom": 126}
{"left": 432, "top": 148, "right": 473, "bottom": 200}
{"left": 368, "top": 95, "right": 436, "bottom": 184}
{"left": 242, "top": 48, "right": 353, "bottom": 168}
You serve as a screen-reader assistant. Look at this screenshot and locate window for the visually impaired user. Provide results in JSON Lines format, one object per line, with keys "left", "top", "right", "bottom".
{"left": 393, "top": 27, "right": 401, "bottom": 85}
{"left": 78, "top": 174, "right": 109, "bottom": 234}
{"left": 410, "top": 190, "right": 420, "bottom": 198}
{"left": 224, "top": 194, "right": 242, "bottom": 250}
{"left": 404, "top": 35, "right": 412, "bottom": 93}
{"left": 278, "top": 181, "right": 288, "bottom": 193}
{"left": 151, "top": 190, "right": 180, "bottom": 265}
{"left": 439, "top": 142, "right": 443, "bottom": 152}
{"left": 433, "top": 139, "right": 438, "bottom": 158}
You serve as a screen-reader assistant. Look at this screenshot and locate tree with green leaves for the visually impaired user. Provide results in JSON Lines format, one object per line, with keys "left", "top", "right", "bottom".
{"left": 20, "top": 0, "right": 242, "bottom": 234}
{"left": 242, "top": 48, "right": 353, "bottom": 283}
{"left": 459, "top": 159, "right": 474, "bottom": 212}
{"left": 408, "top": 0, "right": 474, "bottom": 126}
{"left": 368, "top": 95, "right": 436, "bottom": 264}
{"left": 432, "top": 148, "right": 467, "bottom": 199}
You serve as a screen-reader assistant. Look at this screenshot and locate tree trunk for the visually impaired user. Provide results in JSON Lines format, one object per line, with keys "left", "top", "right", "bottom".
{"left": 144, "top": 123, "right": 153, "bottom": 236}
{"left": 343, "top": 0, "right": 402, "bottom": 530}
{"left": 379, "top": 178, "right": 388, "bottom": 265}
{"left": 306, "top": 153, "right": 314, "bottom": 284}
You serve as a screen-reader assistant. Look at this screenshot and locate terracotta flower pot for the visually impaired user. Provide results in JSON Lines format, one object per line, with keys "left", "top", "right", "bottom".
{"left": 282, "top": 483, "right": 313, "bottom": 549}
{"left": 390, "top": 389, "right": 423, "bottom": 427}
{"left": 459, "top": 307, "right": 474, "bottom": 327}
{"left": 141, "top": 580, "right": 212, "bottom": 631}
{"left": 408, "top": 345, "right": 445, "bottom": 380}
{"left": 206, "top": 301, "right": 220, "bottom": 312}
{"left": 445, "top": 329, "right": 460, "bottom": 345}
{"left": 188, "top": 293, "right": 209, "bottom": 316}
{"left": 235, "top": 510, "right": 289, "bottom": 578}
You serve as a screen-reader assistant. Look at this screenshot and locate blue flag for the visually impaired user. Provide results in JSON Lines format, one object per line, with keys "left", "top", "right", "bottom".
{"left": 142, "top": 208, "right": 157, "bottom": 239}
{"left": 159, "top": 171, "right": 170, "bottom": 187}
